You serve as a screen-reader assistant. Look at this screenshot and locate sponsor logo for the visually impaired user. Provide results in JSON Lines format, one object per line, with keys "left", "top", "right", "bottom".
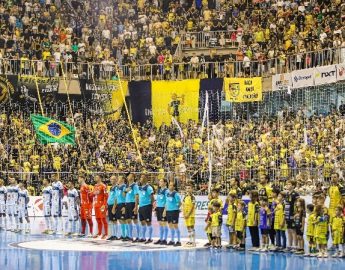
{"left": 293, "top": 74, "right": 312, "bottom": 83}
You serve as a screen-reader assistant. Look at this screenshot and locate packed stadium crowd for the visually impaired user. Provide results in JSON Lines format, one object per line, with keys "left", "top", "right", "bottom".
{"left": 0, "top": 0, "right": 344, "bottom": 78}
{"left": 0, "top": 104, "right": 344, "bottom": 196}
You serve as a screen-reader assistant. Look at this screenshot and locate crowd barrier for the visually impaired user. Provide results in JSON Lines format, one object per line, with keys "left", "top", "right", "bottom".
{"left": 0, "top": 47, "right": 343, "bottom": 81}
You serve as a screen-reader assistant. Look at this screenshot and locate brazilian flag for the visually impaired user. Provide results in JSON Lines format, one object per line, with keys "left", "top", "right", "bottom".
{"left": 30, "top": 114, "right": 75, "bottom": 144}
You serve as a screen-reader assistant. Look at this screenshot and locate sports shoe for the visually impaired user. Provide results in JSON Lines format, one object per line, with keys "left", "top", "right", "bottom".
{"left": 47, "top": 230, "right": 55, "bottom": 235}
{"left": 204, "top": 243, "right": 211, "bottom": 247}
{"left": 25, "top": 229, "right": 31, "bottom": 234}
{"left": 323, "top": 252, "right": 328, "bottom": 258}
{"left": 78, "top": 234, "right": 86, "bottom": 238}
{"left": 174, "top": 241, "right": 182, "bottom": 247}
{"left": 317, "top": 252, "right": 323, "bottom": 258}
{"left": 132, "top": 238, "right": 139, "bottom": 243}
{"left": 71, "top": 233, "right": 79, "bottom": 237}
{"left": 154, "top": 240, "right": 162, "bottom": 245}
{"left": 101, "top": 234, "right": 108, "bottom": 240}
{"left": 338, "top": 252, "right": 344, "bottom": 258}
{"left": 64, "top": 232, "right": 72, "bottom": 237}
{"left": 160, "top": 240, "right": 168, "bottom": 245}
{"left": 138, "top": 238, "right": 146, "bottom": 243}
{"left": 145, "top": 239, "right": 153, "bottom": 244}
{"left": 332, "top": 251, "right": 340, "bottom": 258}
{"left": 42, "top": 230, "right": 49, "bottom": 234}
{"left": 106, "top": 236, "right": 114, "bottom": 241}
{"left": 167, "top": 241, "right": 175, "bottom": 246}
{"left": 86, "top": 234, "right": 93, "bottom": 238}
{"left": 93, "top": 234, "right": 101, "bottom": 239}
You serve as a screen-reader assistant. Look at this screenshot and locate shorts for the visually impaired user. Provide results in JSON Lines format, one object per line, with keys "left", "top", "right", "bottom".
{"left": 333, "top": 231, "right": 343, "bottom": 245}
{"left": 227, "top": 225, "right": 234, "bottom": 233}
{"left": 7, "top": 204, "right": 18, "bottom": 216}
{"left": 95, "top": 205, "right": 107, "bottom": 218}
{"left": 115, "top": 203, "right": 126, "bottom": 220}
{"left": 285, "top": 220, "right": 295, "bottom": 229}
{"left": 260, "top": 228, "right": 270, "bottom": 235}
{"left": 43, "top": 204, "right": 51, "bottom": 217}
{"left": 166, "top": 210, "right": 179, "bottom": 224}
{"left": 236, "top": 231, "right": 244, "bottom": 240}
{"left": 125, "top": 202, "right": 138, "bottom": 220}
{"left": 80, "top": 204, "right": 92, "bottom": 220}
{"left": 108, "top": 204, "right": 116, "bottom": 221}
{"left": 68, "top": 207, "right": 79, "bottom": 222}
{"left": 0, "top": 204, "right": 6, "bottom": 214}
{"left": 156, "top": 207, "right": 166, "bottom": 222}
{"left": 316, "top": 236, "right": 327, "bottom": 245}
{"left": 184, "top": 217, "right": 195, "bottom": 227}
{"left": 18, "top": 207, "right": 28, "bottom": 219}
{"left": 51, "top": 201, "right": 62, "bottom": 217}
{"left": 295, "top": 226, "right": 303, "bottom": 236}
{"left": 211, "top": 226, "right": 221, "bottom": 238}
{"left": 139, "top": 204, "right": 153, "bottom": 222}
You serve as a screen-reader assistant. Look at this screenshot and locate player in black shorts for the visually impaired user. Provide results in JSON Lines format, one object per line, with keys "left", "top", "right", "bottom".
{"left": 107, "top": 176, "right": 118, "bottom": 240}
{"left": 124, "top": 174, "right": 140, "bottom": 242}
{"left": 154, "top": 179, "right": 168, "bottom": 245}
{"left": 115, "top": 176, "right": 127, "bottom": 240}
{"left": 284, "top": 180, "right": 299, "bottom": 252}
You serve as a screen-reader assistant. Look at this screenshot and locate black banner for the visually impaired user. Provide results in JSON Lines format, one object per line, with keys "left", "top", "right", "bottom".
{"left": 17, "top": 75, "right": 59, "bottom": 103}
{"left": 129, "top": 81, "right": 152, "bottom": 124}
{"left": 0, "top": 75, "right": 18, "bottom": 104}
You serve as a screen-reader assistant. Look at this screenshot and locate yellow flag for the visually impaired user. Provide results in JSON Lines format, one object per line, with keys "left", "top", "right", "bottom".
{"left": 224, "top": 77, "right": 262, "bottom": 102}
{"left": 152, "top": 80, "right": 200, "bottom": 127}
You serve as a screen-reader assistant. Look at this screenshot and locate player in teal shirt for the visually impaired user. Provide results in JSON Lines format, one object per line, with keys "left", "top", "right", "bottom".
{"left": 125, "top": 174, "right": 140, "bottom": 241}
{"left": 138, "top": 174, "right": 154, "bottom": 243}
{"left": 107, "top": 176, "right": 118, "bottom": 240}
{"left": 115, "top": 176, "right": 127, "bottom": 239}
{"left": 154, "top": 179, "right": 169, "bottom": 245}
{"left": 166, "top": 182, "right": 182, "bottom": 246}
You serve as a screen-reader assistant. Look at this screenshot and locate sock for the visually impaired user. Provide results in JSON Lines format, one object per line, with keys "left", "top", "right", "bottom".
{"left": 117, "top": 224, "right": 121, "bottom": 237}
{"left": 121, "top": 224, "right": 126, "bottom": 237}
{"left": 87, "top": 219, "right": 93, "bottom": 235}
{"left": 188, "top": 230, "right": 192, "bottom": 242}
{"left": 81, "top": 219, "right": 86, "bottom": 234}
{"left": 192, "top": 229, "right": 195, "bottom": 243}
{"left": 171, "top": 228, "right": 175, "bottom": 242}
{"left": 128, "top": 223, "right": 133, "bottom": 238}
{"left": 96, "top": 218, "right": 102, "bottom": 235}
{"left": 175, "top": 228, "right": 181, "bottom": 242}
{"left": 164, "top": 226, "right": 168, "bottom": 241}
{"left": 159, "top": 226, "right": 164, "bottom": 240}
{"left": 45, "top": 217, "right": 50, "bottom": 230}
{"left": 148, "top": 225, "right": 153, "bottom": 239}
{"left": 103, "top": 218, "right": 108, "bottom": 235}
{"left": 113, "top": 224, "right": 117, "bottom": 237}
{"left": 135, "top": 223, "right": 140, "bottom": 239}
{"left": 142, "top": 225, "right": 147, "bottom": 239}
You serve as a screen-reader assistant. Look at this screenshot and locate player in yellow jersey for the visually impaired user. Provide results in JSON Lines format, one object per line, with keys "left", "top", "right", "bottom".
{"left": 314, "top": 203, "right": 329, "bottom": 258}
{"left": 234, "top": 200, "right": 246, "bottom": 251}
{"left": 205, "top": 202, "right": 222, "bottom": 249}
{"left": 248, "top": 190, "right": 260, "bottom": 251}
{"left": 331, "top": 206, "right": 344, "bottom": 258}
{"left": 183, "top": 182, "right": 196, "bottom": 247}
{"left": 274, "top": 192, "right": 286, "bottom": 251}
{"left": 225, "top": 193, "right": 237, "bottom": 249}
{"left": 328, "top": 173, "right": 345, "bottom": 218}
{"left": 205, "top": 189, "right": 223, "bottom": 246}
{"left": 305, "top": 204, "right": 317, "bottom": 257}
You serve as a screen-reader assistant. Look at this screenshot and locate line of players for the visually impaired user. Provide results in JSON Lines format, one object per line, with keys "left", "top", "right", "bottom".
{"left": 35, "top": 173, "right": 197, "bottom": 247}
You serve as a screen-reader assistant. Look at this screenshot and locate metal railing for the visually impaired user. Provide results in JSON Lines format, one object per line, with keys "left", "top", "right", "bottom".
{"left": 1, "top": 47, "right": 344, "bottom": 83}
{"left": 3, "top": 166, "right": 343, "bottom": 196}
{"left": 180, "top": 30, "right": 238, "bottom": 50}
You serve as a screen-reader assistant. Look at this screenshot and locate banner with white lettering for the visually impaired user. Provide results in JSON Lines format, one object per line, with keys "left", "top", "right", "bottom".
{"left": 314, "top": 65, "right": 337, "bottom": 86}
{"left": 272, "top": 73, "right": 292, "bottom": 91}
{"left": 292, "top": 68, "right": 314, "bottom": 89}
{"left": 337, "top": 64, "right": 345, "bottom": 82}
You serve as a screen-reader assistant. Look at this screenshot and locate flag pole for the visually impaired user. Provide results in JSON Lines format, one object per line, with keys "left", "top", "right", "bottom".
{"left": 115, "top": 65, "right": 143, "bottom": 166}
{"left": 207, "top": 98, "right": 212, "bottom": 194}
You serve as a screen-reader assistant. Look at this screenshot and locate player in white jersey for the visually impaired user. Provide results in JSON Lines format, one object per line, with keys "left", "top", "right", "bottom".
{"left": 18, "top": 182, "right": 30, "bottom": 233}
{"left": 66, "top": 181, "right": 79, "bottom": 236}
{"left": 6, "top": 177, "right": 20, "bottom": 231}
{"left": 42, "top": 179, "right": 53, "bottom": 234}
{"left": 51, "top": 174, "right": 64, "bottom": 233}
{"left": 0, "top": 179, "right": 7, "bottom": 230}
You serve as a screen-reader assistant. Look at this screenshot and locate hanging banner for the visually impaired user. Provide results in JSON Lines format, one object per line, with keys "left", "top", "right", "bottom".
{"left": 291, "top": 68, "right": 314, "bottom": 89}
{"left": 151, "top": 79, "right": 200, "bottom": 127}
{"left": 199, "top": 79, "right": 224, "bottom": 122}
{"left": 129, "top": 81, "right": 152, "bottom": 124}
{"left": 80, "top": 79, "right": 128, "bottom": 119}
{"left": 337, "top": 64, "right": 345, "bottom": 82}
{"left": 0, "top": 75, "right": 17, "bottom": 103}
{"left": 314, "top": 65, "right": 337, "bottom": 86}
{"left": 272, "top": 73, "right": 292, "bottom": 91}
{"left": 18, "top": 75, "right": 59, "bottom": 103}
{"left": 224, "top": 77, "right": 262, "bottom": 102}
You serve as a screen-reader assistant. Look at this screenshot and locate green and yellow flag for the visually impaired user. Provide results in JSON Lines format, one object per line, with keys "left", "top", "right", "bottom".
{"left": 30, "top": 114, "right": 75, "bottom": 144}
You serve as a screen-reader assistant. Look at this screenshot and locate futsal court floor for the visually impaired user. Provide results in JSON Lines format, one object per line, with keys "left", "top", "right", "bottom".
{"left": 0, "top": 217, "right": 344, "bottom": 270}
